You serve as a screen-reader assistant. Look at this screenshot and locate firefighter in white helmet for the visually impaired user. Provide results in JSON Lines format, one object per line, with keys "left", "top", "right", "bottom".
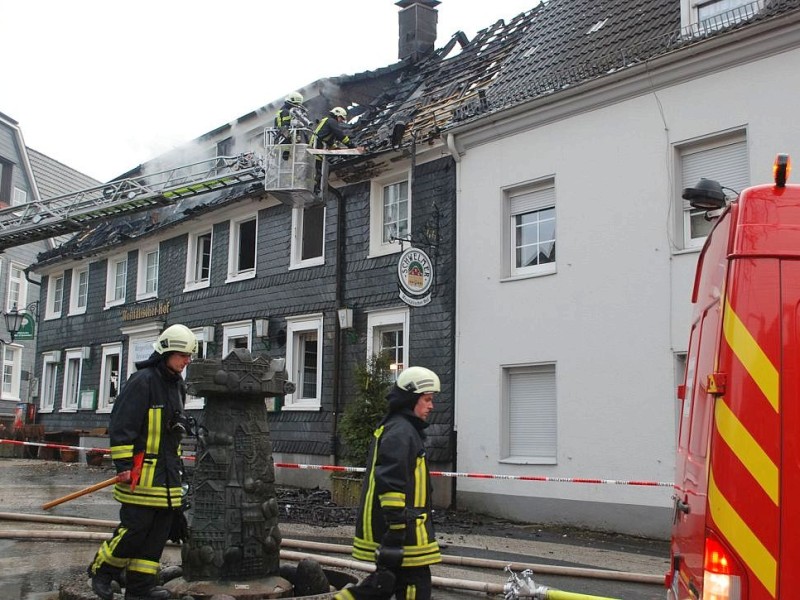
{"left": 89, "top": 324, "right": 197, "bottom": 600}
{"left": 274, "top": 91, "right": 311, "bottom": 144}
{"left": 339, "top": 366, "right": 442, "bottom": 600}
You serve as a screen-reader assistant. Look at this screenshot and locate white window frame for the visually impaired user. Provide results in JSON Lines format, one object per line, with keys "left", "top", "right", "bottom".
{"left": 503, "top": 179, "right": 557, "bottom": 280}
{"left": 7, "top": 262, "right": 27, "bottom": 312}
{"left": 369, "top": 170, "right": 410, "bottom": 257}
{"left": 226, "top": 214, "right": 257, "bottom": 282}
{"left": 39, "top": 351, "right": 60, "bottom": 413}
{"left": 122, "top": 322, "right": 163, "bottom": 380}
{"left": 185, "top": 229, "right": 213, "bottom": 291}
{"left": 1, "top": 344, "right": 22, "bottom": 401}
{"left": 222, "top": 320, "right": 252, "bottom": 356}
{"left": 290, "top": 205, "right": 326, "bottom": 269}
{"left": 69, "top": 265, "right": 89, "bottom": 315}
{"left": 45, "top": 272, "right": 65, "bottom": 320}
{"left": 12, "top": 187, "right": 26, "bottom": 206}
{"left": 61, "top": 348, "right": 85, "bottom": 412}
{"left": 500, "top": 363, "right": 557, "bottom": 464}
{"left": 98, "top": 343, "right": 122, "bottom": 413}
{"left": 677, "top": 130, "right": 748, "bottom": 250}
{"left": 105, "top": 253, "right": 128, "bottom": 308}
{"left": 136, "top": 245, "right": 160, "bottom": 300}
{"left": 184, "top": 326, "right": 211, "bottom": 410}
{"left": 366, "top": 307, "right": 409, "bottom": 381}
{"left": 284, "top": 314, "right": 323, "bottom": 411}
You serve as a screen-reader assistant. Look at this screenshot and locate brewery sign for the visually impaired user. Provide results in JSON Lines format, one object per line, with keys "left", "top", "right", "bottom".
{"left": 397, "top": 247, "right": 433, "bottom": 307}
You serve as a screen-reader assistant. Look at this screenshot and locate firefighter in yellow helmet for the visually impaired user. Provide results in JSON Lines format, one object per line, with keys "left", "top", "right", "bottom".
{"left": 309, "top": 106, "right": 360, "bottom": 194}
{"left": 89, "top": 324, "right": 197, "bottom": 600}
{"left": 336, "top": 366, "right": 442, "bottom": 600}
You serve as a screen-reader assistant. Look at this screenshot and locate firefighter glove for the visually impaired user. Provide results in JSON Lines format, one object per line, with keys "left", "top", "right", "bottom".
{"left": 376, "top": 545, "right": 404, "bottom": 570}
{"left": 168, "top": 511, "right": 189, "bottom": 543}
{"left": 381, "top": 528, "right": 405, "bottom": 548}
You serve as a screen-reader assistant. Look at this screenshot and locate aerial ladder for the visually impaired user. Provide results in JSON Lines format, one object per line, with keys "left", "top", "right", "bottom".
{"left": 0, "top": 126, "right": 359, "bottom": 252}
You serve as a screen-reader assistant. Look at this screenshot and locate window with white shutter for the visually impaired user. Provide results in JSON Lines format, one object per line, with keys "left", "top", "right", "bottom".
{"left": 501, "top": 363, "right": 557, "bottom": 463}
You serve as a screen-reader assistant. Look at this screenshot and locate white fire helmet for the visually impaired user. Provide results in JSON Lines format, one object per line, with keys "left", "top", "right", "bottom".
{"left": 286, "top": 91, "right": 304, "bottom": 105}
{"left": 153, "top": 324, "right": 198, "bottom": 355}
{"left": 396, "top": 366, "right": 440, "bottom": 394}
{"left": 330, "top": 106, "right": 348, "bottom": 120}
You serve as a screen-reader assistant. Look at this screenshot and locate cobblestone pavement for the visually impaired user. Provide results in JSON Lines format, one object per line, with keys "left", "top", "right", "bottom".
{"left": 0, "top": 458, "right": 669, "bottom": 599}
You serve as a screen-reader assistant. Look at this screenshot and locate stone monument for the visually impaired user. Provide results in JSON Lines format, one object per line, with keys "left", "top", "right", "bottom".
{"left": 182, "top": 348, "right": 294, "bottom": 583}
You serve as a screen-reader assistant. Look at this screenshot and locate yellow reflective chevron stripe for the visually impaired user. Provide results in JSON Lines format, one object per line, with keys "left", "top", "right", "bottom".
{"left": 414, "top": 456, "right": 425, "bottom": 507}
{"left": 715, "top": 400, "right": 778, "bottom": 505}
{"left": 708, "top": 470, "right": 776, "bottom": 596}
{"left": 723, "top": 298, "right": 779, "bottom": 413}
{"left": 113, "top": 484, "right": 183, "bottom": 508}
{"left": 110, "top": 444, "right": 133, "bottom": 460}
{"left": 380, "top": 491, "right": 406, "bottom": 509}
{"left": 128, "top": 558, "right": 160, "bottom": 575}
{"left": 416, "top": 511, "right": 429, "bottom": 546}
{"left": 362, "top": 426, "right": 384, "bottom": 543}
{"left": 91, "top": 525, "right": 130, "bottom": 571}
{"left": 405, "top": 584, "right": 416, "bottom": 599}
{"left": 141, "top": 407, "right": 162, "bottom": 489}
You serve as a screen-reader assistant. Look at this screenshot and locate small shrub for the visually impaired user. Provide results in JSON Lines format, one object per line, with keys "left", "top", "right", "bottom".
{"left": 339, "top": 353, "right": 394, "bottom": 466}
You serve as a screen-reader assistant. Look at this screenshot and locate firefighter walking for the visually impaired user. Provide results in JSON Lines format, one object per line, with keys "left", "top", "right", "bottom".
{"left": 88, "top": 324, "right": 197, "bottom": 600}
{"left": 336, "top": 367, "right": 442, "bottom": 600}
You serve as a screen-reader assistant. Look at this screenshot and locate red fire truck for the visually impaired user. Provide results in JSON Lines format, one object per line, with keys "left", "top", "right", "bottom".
{"left": 667, "top": 155, "right": 797, "bottom": 599}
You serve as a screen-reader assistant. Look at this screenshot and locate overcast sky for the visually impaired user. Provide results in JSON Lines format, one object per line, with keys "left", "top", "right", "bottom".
{"left": 2, "top": 0, "right": 536, "bottom": 183}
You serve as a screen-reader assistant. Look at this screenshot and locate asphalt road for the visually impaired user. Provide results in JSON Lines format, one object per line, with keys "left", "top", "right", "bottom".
{"left": 0, "top": 458, "right": 669, "bottom": 599}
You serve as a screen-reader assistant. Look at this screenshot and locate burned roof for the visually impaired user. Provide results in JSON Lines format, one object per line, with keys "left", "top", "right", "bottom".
{"left": 452, "top": 0, "right": 800, "bottom": 124}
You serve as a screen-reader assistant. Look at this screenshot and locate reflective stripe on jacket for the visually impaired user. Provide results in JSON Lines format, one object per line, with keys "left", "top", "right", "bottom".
{"left": 352, "top": 413, "right": 441, "bottom": 567}
{"left": 310, "top": 116, "right": 353, "bottom": 149}
{"left": 109, "top": 361, "right": 184, "bottom": 508}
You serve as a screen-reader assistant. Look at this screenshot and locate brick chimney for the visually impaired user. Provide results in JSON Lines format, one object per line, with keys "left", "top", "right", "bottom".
{"left": 396, "top": 0, "right": 440, "bottom": 62}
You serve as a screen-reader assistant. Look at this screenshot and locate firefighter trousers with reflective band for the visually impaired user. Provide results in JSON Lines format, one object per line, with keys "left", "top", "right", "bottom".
{"left": 333, "top": 566, "right": 431, "bottom": 600}
{"left": 89, "top": 503, "right": 173, "bottom": 594}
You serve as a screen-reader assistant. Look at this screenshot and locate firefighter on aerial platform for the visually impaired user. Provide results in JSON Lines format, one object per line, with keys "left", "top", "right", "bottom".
{"left": 274, "top": 91, "right": 311, "bottom": 144}
{"left": 88, "top": 324, "right": 197, "bottom": 600}
{"left": 309, "top": 106, "right": 362, "bottom": 194}
{"left": 335, "top": 367, "right": 443, "bottom": 600}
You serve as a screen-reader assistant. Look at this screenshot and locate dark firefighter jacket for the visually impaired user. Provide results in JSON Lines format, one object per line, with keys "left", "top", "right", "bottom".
{"left": 310, "top": 116, "right": 354, "bottom": 149}
{"left": 109, "top": 353, "right": 185, "bottom": 508}
{"left": 352, "top": 410, "right": 441, "bottom": 568}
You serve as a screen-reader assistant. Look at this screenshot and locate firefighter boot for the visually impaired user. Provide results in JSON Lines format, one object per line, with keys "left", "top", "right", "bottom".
{"left": 90, "top": 572, "right": 114, "bottom": 600}
{"left": 124, "top": 585, "right": 170, "bottom": 600}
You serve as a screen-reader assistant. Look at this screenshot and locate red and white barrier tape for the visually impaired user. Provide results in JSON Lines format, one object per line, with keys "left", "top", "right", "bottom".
{"left": 0, "top": 438, "right": 674, "bottom": 487}
{"left": 274, "top": 462, "right": 674, "bottom": 487}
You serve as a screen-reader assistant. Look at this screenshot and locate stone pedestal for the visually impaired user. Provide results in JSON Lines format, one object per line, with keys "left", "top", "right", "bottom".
{"left": 182, "top": 349, "right": 295, "bottom": 582}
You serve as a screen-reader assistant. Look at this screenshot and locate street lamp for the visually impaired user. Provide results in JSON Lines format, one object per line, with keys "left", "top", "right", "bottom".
{"left": 1, "top": 302, "right": 39, "bottom": 344}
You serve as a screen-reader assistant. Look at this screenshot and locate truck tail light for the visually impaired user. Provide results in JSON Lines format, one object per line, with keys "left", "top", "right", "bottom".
{"left": 703, "top": 534, "right": 743, "bottom": 600}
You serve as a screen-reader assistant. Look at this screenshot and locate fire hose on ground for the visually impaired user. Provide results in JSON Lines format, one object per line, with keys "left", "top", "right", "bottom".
{"left": 0, "top": 510, "right": 660, "bottom": 597}
{"left": 0, "top": 527, "right": 620, "bottom": 599}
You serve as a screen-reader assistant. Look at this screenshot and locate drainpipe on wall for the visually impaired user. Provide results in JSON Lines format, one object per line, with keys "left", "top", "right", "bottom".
{"left": 444, "top": 131, "right": 461, "bottom": 508}
{"left": 329, "top": 186, "right": 346, "bottom": 465}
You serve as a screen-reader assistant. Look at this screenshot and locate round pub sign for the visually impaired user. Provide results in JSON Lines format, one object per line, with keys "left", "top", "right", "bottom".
{"left": 397, "top": 247, "right": 433, "bottom": 306}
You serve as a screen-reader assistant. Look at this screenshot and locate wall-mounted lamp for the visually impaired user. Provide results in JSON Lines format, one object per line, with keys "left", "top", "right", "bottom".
{"left": 255, "top": 318, "right": 270, "bottom": 338}
{"left": 80, "top": 346, "right": 92, "bottom": 361}
{"left": 337, "top": 307, "right": 354, "bottom": 330}
{"left": 255, "top": 318, "right": 271, "bottom": 350}
{"left": 201, "top": 325, "right": 217, "bottom": 356}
